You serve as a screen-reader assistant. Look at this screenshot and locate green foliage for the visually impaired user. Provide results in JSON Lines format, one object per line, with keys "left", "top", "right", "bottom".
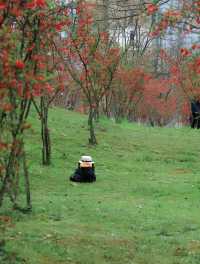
{"left": 1, "top": 108, "right": 200, "bottom": 263}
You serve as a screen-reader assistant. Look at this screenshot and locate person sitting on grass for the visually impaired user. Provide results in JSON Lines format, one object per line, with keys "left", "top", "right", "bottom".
{"left": 70, "top": 156, "right": 96, "bottom": 183}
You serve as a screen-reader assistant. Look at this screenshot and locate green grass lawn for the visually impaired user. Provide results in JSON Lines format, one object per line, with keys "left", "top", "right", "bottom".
{"left": 1, "top": 108, "right": 200, "bottom": 264}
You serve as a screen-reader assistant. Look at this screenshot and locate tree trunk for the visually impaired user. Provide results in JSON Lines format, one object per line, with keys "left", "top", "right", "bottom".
{"left": 102, "top": 0, "right": 109, "bottom": 32}
{"left": 0, "top": 138, "right": 31, "bottom": 211}
{"left": 94, "top": 105, "right": 100, "bottom": 122}
{"left": 88, "top": 107, "right": 97, "bottom": 145}
{"left": 40, "top": 97, "right": 51, "bottom": 165}
{"left": 104, "top": 95, "right": 111, "bottom": 118}
{"left": 0, "top": 146, "right": 16, "bottom": 207}
{"left": 23, "top": 150, "right": 31, "bottom": 210}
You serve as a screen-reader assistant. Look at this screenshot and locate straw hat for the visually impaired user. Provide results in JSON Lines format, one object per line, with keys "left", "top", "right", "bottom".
{"left": 79, "top": 156, "right": 94, "bottom": 168}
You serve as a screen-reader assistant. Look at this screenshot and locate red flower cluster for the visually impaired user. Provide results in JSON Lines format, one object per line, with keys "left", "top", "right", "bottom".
{"left": 15, "top": 60, "right": 25, "bottom": 69}
{"left": 2, "top": 103, "right": 13, "bottom": 112}
{"left": 147, "top": 4, "right": 158, "bottom": 15}
{"left": 196, "top": 17, "right": 200, "bottom": 24}
{"left": 0, "top": 3, "right": 6, "bottom": 10}
{"left": 192, "top": 57, "right": 200, "bottom": 75}
{"left": 25, "top": 0, "right": 46, "bottom": 9}
{"left": 180, "top": 48, "right": 191, "bottom": 57}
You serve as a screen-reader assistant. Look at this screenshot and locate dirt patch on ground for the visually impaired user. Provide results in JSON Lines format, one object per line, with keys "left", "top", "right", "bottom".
{"left": 171, "top": 168, "right": 192, "bottom": 175}
{"left": 187, "top": 240, "right": 200, "bottom": 253}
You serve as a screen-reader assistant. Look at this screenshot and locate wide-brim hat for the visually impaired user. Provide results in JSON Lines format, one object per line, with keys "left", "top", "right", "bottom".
{"left": 79, "top": 155, "right": 93, "bottom": 162}
{"left": 79, "top": 156, "right": 94, "bottom": 167}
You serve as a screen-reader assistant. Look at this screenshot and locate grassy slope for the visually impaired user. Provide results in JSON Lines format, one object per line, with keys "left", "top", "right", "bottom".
{"left": 1, "top": 107, "right": 200, "bottom": 264}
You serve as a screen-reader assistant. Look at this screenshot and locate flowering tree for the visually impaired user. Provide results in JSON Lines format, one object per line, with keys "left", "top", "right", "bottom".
{"left": 107, "top": 67, "right": 147, "bottom": 122}
{"left": 59, "top": 0, "right": 121, "bottom": 144}
{"left": 141, "top": 1, "right": 200, "bottom": 125}
{"left": 0, "top": 1, "right": 70, "bottom": 209}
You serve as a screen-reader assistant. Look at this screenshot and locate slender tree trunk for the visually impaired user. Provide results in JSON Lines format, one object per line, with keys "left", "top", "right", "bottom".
{"left": 0, "top": 137, "right": 31, "bottom": 211}
{"left": 94, "top": 104, "right": 100, "bottom": 122}
{"left": 23, "top": 150, "right": 31, "bottom": 210}
{"left": 0, "top": 145, "right": 16, "bottom": 207}
{"left": 88, "top": 107, "right": 97, "bottom": 145}
{"left": 104, "top": 95, "right": 110, "bottom": 118}
{"left": 40, "top": 97, "right": 51, "bottom": 165}
{"left": 102, "top": 0, "right": 109, "bottom": 32}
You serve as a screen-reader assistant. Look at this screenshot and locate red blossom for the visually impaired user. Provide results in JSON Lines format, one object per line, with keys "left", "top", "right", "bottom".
{"left": 25, "top": 0, "right": 46, "bottom": 9}
{"left": 10, "top": 7, "right": 22, "bottom": 17}
{"left": 26, "top": 44, "right": 35, "bottom": 52}
{"left": 196, "top": 17, "right": 200, "bottom": 24}
{"left": 45, "top": 83, "right": 53, "bottom": 93}
{"left": 36, "top": 0, "right": 46, "bottom": 8}
{"left": 2, "top": 103, "right": 13, "bottom": 112}
{"left": 195, "top": 57, "right": 200, "bottom": 67}
{"left": 0, "top": 3, "right": 6, "bottom": 10}
{"left": 25, "top": 2, "right": 35, "bottom": 9}
{"left": 35, "top": 75, "right": 45, "bottom": 81}
{"left": 147, "top": 4, "right": 158, "bottom": 15}
{"left": 37, "top": 62, "right": 46, "bottom": 70}
{"left": 55, "top": 23, "right": 64, "bottom": 31}
{"left": 15, "top": 60, "right": 25, "bottom": 69}
{"left": 180, "top": 48, "right": 191, "bottom": 57}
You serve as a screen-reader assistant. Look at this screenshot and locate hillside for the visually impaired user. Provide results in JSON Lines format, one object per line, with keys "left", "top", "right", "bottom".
{"left": 1, "top": 107, "right": 200, "bottom": 264}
